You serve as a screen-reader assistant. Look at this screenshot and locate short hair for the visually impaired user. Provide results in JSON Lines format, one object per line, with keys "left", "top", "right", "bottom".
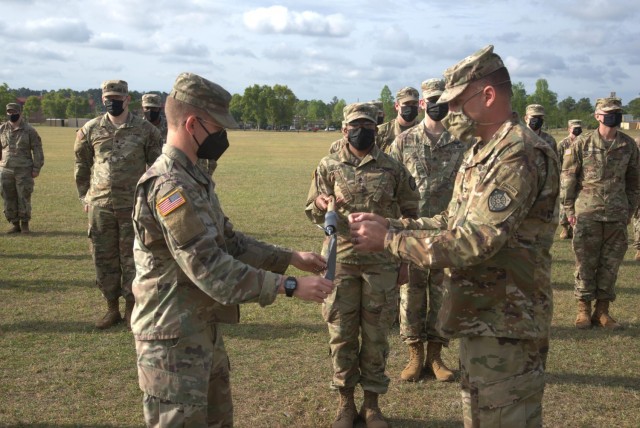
{"left": 165, "top": 96, "right": 207, "bottom": 128}
{"left": 474, "top": 67, "right": 513, "bottom": 98}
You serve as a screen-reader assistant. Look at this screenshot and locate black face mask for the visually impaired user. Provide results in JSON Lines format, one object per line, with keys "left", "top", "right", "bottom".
{"left": 144, "top": 110, "right": 160, "bottom": 122}
{"left": 194, "top": 120, "right": 229, "bottom": 160}
{"left": 8, "top": 113, "right": 20, "bottom": 122}
{"left": 572, "top": 127, "right": 582, "bottom": 137}
{"left": 400, "top": 105, "right": 418, "bottom": 123}
{"left": 377, "top": 115, "right": 384, "bottom": 125}
{"left": 347, "top": 127, "right": 376, "bottom": 151}
{"left": 601, "top": 112, "right": 622, "bottom": 128}
{"left": 528, "top": 117, "right": 543, "bottom": 131}
{"left": 105, "top": 99, "right": 125, "bottom": 117}
{"left": 426, "top": 101, "right": 449, "bottom": 122}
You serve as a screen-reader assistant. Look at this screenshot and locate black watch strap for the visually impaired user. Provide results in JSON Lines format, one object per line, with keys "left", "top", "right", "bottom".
{"left": 284, "top": 276, "right": 297, "bottom": 297}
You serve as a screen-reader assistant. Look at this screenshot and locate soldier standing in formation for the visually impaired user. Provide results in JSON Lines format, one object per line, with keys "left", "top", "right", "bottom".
{"left": 563, "top": 97, "right": 640, "bottom": 330}
{"left": 131, "top": 72, "right": 332, "bottom": 427}
{"left": 141, "top": 93, "right": 168, "bottom": 142}
{"left": 0, "top": 102, "right": 44, "bottom": 234}
{"left": 349, "top": 45, "right": 559, "bottom": 427}
{"left": 74, "top": 79, "right": 163, "bottom": 330}
{"left": 387, "top": 78, "right": 465, "bottom": 383}
{"left": 524, "top": 103, "right": 557, "bottom": 153}
{"left": 557, "top": 119, "right": 583, "bottom": 239}
{"left": 376, "top": 87, "right": 420, "bottom": 153}
{"left": 306, "top": 102, "right": 417, "bottom": 428}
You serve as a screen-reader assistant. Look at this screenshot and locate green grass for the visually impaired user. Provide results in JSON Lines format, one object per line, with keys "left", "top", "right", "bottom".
{"left": 0, "top": 126, "right": 638, "bottom": 427}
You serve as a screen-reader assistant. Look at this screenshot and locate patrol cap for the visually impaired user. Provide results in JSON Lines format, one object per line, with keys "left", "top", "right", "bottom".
{"left": 568, "top": 119, "right": 582, "bottom": 127}
{"left": 101, "top": 79, "right": 128, "bottom": 97}
{"left": 6, "top": 103, "right": 21, "bottom": 112}
{"left": 526, "top": 104, "right": 545, "bottom": 117}
{"left": 170, "top": 72, "right": 238, "bottom": 129}
{"left": 371, "top": 101, "right": 384, "bottom": 114}
{"left": 439, "top": 45, "right": 505, "bottom": 104}
{"left": 142, "top": 93, "right": 162, "bottom": 108}
{"left": 343, "top": 102, "right": 377, "bottom": 123}
{"left": 396, "top": 87, "right": 419, "bottom": 104}
{"left": 595, "top": 97, "right": 622, "bottom": 113}
{"left": 421, "top": 78, "right": 445, "bottom": 100}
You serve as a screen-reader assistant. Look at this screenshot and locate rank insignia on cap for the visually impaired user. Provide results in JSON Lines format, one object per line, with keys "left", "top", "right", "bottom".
{"left": 488, "top": 189, "right": 512, "bottom": 212}
{"left": 157, "top": 189, "right": 186, "bottom": 216}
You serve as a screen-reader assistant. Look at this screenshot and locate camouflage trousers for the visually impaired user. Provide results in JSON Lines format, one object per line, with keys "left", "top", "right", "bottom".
{"left": 633, "top": 211, "right": 640, "bottom": 250}
{"left": 399, "top": 265, "right": 449, "bottom": 345}
{"left": 88, "top": 205, "right": 135, "bottom": 302}
{"left": 135, "top": 324, "right": 233, "bottom": 428}
{"left": 460, "top": 336, "right": 545, "bottom": 428}
{"left": 323, "top": 262, "right": 398, "bottom": 394}
{"left": 572, "top": 218, "right": 627, "bottom": 301}
{"left": 0, "top": 167, "right": 34, "bottom": 222}
{"left": 558, "top": 203, "right": 570, "bottom": 227}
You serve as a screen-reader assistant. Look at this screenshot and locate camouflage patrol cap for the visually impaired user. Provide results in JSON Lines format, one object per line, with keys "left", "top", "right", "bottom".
{"left": 396, "top": 87, "right": 419, "bottom": 104}
{"left": 595, "top": 97, "right": 622, "bottom": 113}
{"left": 568, "top": 119, "right": 582, "bottom": 127}
{"left": 170, "top": 72, "right": 238, "bottom": 129}
{"left": 526, "top": 104, "right": 545, "bottom": 117}
{"left": 142, "top": 93, "right": 162, "bottom": 108}
{"left": 101, "top": 79, "right": 128, "bottom": 96}
{"left": 6, "top": 103, "right": 21, "bottom": 112}
{"left": 343, "top": 102, "right": 377, "bottom": 123}
{"left": 439, "top": 45, "right": 505, "bottom": 104}
{"left": 421, "top": 78, "right": 445, "bottom": 99}
{"left": 371, "top": 101, "right": 384, "bottom": 113}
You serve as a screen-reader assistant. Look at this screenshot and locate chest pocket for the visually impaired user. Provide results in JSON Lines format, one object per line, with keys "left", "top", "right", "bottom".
{"left": 332, "top": 169, "right": 355, "bottom": 204}
{"left": 582, "top": 149, "right": 603, "bottom": 181}
{"left": 369, "top": 168, "right": 396, "bottom": 205}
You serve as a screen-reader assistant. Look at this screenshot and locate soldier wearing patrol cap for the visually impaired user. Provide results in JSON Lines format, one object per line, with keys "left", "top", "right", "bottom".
{"left": 141, "top": 93, "right": 168, "bottom": 142}
{"left": 306, "top": 102, "right": 418, "bottom": 428}
{"left": 524, "top": 104, "right": 557, "bottom": 153}
{"left": 557, "top": 119, "right": 583, "bottom": 239}
{"left": 348, "top": 45, "right": 559, "bottom": 427}
{"left": 376, "top": 87, "right": 420, "bottom": 153}
{"left": 372, "top": 100, "right": 385, "bottom": 125}
{"left": 563, "top": 97, "right": 640, "bottom": 330}
{"left": 74, "top": 79, "right": 163, "bottom": 330}
{"left": 131, "top": 72, "right": 333, "bottom": 427}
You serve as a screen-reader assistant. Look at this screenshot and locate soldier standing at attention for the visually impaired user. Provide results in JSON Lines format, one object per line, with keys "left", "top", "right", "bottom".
{"left": 74, "top": 80, "right": 163, "bottom": 330}
{"left": 349, "top": 45, "right": 559, "bottom": 427}
{"left": 307, "top": 102, "right": 417, "bottom": 428}
{"left": 524, "top": 104, "right": 557, "bottom": 153}
{"left": 131, "top": 72, "right": 332, "bottom": 427}
{"left": 557, "top": 119, "right": 582, "bottom": 239}
{"left": 376, "top": 87, "right": 420, "bottom": 153}
{"left": 141, "top": 93, "right": 168, "bottom": 143}
{"left": 563, "top": 97, "right": 640, "bottom": 330}
{"left": 0, "top": 102, "right": 44, "bottom": 234}
{"left": 388, "top": 78, "right": 466, "bottom": 383}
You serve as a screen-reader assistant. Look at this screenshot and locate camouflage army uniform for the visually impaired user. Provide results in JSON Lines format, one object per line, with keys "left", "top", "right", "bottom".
{"left": 305, "top": 142, "right": 418, "bottom": 395}
{"left": 74, "top": 112, "right": 162, "bottom": 303}
{"left": 557, "top": 134, "right": 577, "bottom": 229}
{"left": 133, "top": 144, "right": 294, "bottom": 427}
{"left": 388, "top": 124, "right": 467, "bottom": 348}
{"left": 0, "top": 115, "right": 44, "bottom": 225}
{"left": 196, "top": 158, "right": 217, "bottom": 176}
{"left": 376, "top": 118, "right": 415, "bottom": 153}
{"left": 328, "top": 136, "right": 347, "bottom": 155}
{"left": 562, "top": 129, "right": 640, "bottom": 302}
{"left": 633, "top": 138, "right": 640, "bottom": 256}
{"left": 142, "top": 93, "right": 168, "bottom": 143}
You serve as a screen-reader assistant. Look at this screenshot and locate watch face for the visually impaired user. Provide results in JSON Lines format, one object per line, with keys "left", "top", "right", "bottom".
{"left": 285, "top": 278, "right": 296, "bottom": 289}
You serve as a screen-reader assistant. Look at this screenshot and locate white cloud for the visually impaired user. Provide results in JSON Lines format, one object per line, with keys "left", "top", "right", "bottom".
{"left": 243, "top": 6, "right": 349, "bottom": 37}
{"left": 23, "top": 43, "right": 72, "bottom": 61}
{"left": 22, "top": 18, "right": 91, "bottom": 42}
{"left": 90, "top": 33, "right": 125, "bottom": 50}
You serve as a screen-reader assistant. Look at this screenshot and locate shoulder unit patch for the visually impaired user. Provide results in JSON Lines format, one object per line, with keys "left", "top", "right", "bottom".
{"left": 488, "top": 189, "right": 512, "bottom": 212}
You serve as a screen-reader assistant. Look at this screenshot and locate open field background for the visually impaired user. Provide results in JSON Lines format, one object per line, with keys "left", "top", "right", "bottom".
{"left": 0, "top": 126, "right": 639, "bottom": 427}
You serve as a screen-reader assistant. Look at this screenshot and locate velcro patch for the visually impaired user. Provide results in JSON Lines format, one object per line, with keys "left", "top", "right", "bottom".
{"left": 564, "top": 149, "right": 571, "bottom": 155}
{"left": 157, "top": 189, "right": 186, "bottom": 216}
{"left": 488, "top": 189, "right": 512, "bottom": 212}
{"left": 500, "top": 182, "right": 518, "bottom": 197}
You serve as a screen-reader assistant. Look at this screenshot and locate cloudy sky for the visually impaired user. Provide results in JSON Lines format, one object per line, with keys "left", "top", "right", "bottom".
{"left": 1, "top": 0, "right": 638, "bottom": 106}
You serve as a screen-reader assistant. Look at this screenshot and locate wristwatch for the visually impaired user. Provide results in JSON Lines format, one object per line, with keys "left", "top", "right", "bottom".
{"left": 284, "top": 276, "right": 297, "bottom": 297}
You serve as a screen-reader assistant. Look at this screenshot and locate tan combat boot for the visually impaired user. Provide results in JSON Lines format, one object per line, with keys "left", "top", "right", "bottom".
{"left": 7, "top": 221, "right": 20, "bottom": 234}
{"left": 635, "top": 250, "right": 640, "bottom": 262}
{"left": 359, "top": 391, "right": 388, "bottom": 428}
{"left": 95, "top": 299, "right": 122, "bottom": 329}
{"left": 575, "top": 300, "right": 592, "bottom": 329}
{"left": 426, "top": 342, "right": 454, "bottom": 382}
{"left": 559, "top": 225, "right": 572, "bottom": 239}
{"left": 331, "top": 387, "right": 357, "bottom": 428}
{"left": 124, "top": 298, "right": 135, "bottom": 330}
{"left": 400, "top": 342, "right": 424, "bottom": 381}
{"left": 591, "top": 300, "right": 623, "bottom": 330}
{"left": 20, "top": 221, "right": 30, "bottom": 234}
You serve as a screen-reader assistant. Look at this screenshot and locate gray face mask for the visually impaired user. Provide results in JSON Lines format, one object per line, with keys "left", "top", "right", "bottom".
{"left": 442, "top": 110, "right": 477, "bottom": 143}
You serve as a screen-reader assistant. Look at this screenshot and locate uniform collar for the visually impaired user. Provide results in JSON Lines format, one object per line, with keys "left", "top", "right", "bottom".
{"left": 338, "top": 140, "right": 382, "bottom": 166}
{"left": 467, "top": 118, "right": 515, "bottom": 167}
{"left": 162, "top": 144, "right": 211, "bottom": 185}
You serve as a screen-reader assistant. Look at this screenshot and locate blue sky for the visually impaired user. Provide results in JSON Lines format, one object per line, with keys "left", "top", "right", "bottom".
{"left": 1, "top": 0, "right": 638, "bottom": 106}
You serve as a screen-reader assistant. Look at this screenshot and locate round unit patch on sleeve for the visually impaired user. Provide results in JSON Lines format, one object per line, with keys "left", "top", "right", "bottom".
{"left": 488, "top": 189, "right": 512, "bottom": 212}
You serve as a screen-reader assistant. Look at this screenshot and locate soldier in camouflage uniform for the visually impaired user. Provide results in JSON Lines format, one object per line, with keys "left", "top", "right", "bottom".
{"left": 524, "top": 104, "right": 557, "bottom": 153}
{"left": 141, "top": 93, "right": 168, "bottom": 143}
{"left": 349, "top": 45, "right": 559, "bottom": 428}
{"left": 634, "top": 137, "right": 640, "bottom": 262}
{"left": 372, "top": 101, "right": 385, "bottom": 125}
{"left": 306, "top": 102, "right": 418, "bottom": 428}
{"left": 132, "top": 72, "right": 332, "bottom": 428}
{"left": 0, "top": 103, "right": 44, "bottom": 234}
{"left": 74, "top": 80, "right": 163, "bottom": 330}
{"left": 562, "top": 97, "right": 640, "bottom": 330}
{"left": 557, "top": 119, "right": 583, "bottom": 239}
{"left": 387, "top": 78, "right": 467, "bottom": 383}
{"left": 376, "top": 87, "right": 420, "bottom": 153}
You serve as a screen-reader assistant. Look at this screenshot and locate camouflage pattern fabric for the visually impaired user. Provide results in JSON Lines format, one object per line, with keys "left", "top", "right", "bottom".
{"left": 147, "top": 115, "right": 168, "bottom": 143}
{"left": 460, "top": 336, "right": 544, "bottom": 428}
{"left": 633, "top": 210, "right": 640, "bottom": 250}
{"left": 399, "top": 266, "right": 447, "bottom": 344}
{"left": 328, "top": 136, "right": 347, "bottom": 155}
{"left": 376, "top": 118, "right": 416, "bottom": 153}
{"left": 557, "top": 135, "right": 577, "bottom": 226}
{"left": 0, "top": 118, "right": 43, "bottom": 222}
{"left": 538, "top": 130, "right": 557, "bottom": 155}
{"left": 196, "top": 158, "right": 217, "bottom": 177}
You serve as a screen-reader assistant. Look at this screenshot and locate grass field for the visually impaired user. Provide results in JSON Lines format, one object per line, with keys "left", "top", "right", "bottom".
{"left": 0, "top": 126, "right": 639, "bottom": 428}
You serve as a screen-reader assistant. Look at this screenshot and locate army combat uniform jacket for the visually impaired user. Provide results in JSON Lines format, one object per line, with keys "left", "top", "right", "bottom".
{"left": 376, "top": 118, "right": 416, "bottom": 153}
{"left": 385, "top": 119, "right": 559, "bottom": 339}
{"left": 131, "top": 144, "right": 293, "bottom": 340}
{"left": 0, "top": 118, "right": 44, "bottom": 173}
{"left": 562, "top": 129, "right": 640, "bottom": 222}
{"left": 538, "top": 130, "right": 557, "bottom": 155}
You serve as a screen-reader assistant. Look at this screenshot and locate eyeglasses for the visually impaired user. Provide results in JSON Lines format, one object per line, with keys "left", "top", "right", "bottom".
{"left": 196, "top": 117, "right": 225, "bottom": 134}
{"left": 347, "top": 122, "right": 376, "bottom": 130}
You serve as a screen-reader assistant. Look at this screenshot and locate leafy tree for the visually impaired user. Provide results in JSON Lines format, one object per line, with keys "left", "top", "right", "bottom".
{"left": 511, "top": 82, "right": 528, "bottom": 118}
{"left": 379, "top": 85, "right": 394, "bottom": 120}
{"left": 22, "top": 96, "right": 42, "bottom": 121}
{"left": 526, "top": 79, "right": 559, "bottom": 128}
{"left": 626, "top": 97, "right": 640, "bottom": 118}
{"left": 41, "top": 91, "right": 69, "bottom": 118}
{"left": 241, "top": 84, "right": 268, "bottom": 129}
{"left": 0, "top": 83, "right": 16, "bottom": 110}
{"left": 265, "top": 84, "right": 296, "bottom": 129}
{"left": 229, "top": 94, "right": 244, "bottom": 124}
{"left": 65, "top": 95, "right": 91, "bottom": 120}
{"left": 332, "top": 99, "right": 346, "bottom": 126}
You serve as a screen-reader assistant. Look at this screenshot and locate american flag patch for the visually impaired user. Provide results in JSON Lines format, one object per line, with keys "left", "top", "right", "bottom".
{"left": 157, "top": 190, "right": 186, "bottom": 216}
